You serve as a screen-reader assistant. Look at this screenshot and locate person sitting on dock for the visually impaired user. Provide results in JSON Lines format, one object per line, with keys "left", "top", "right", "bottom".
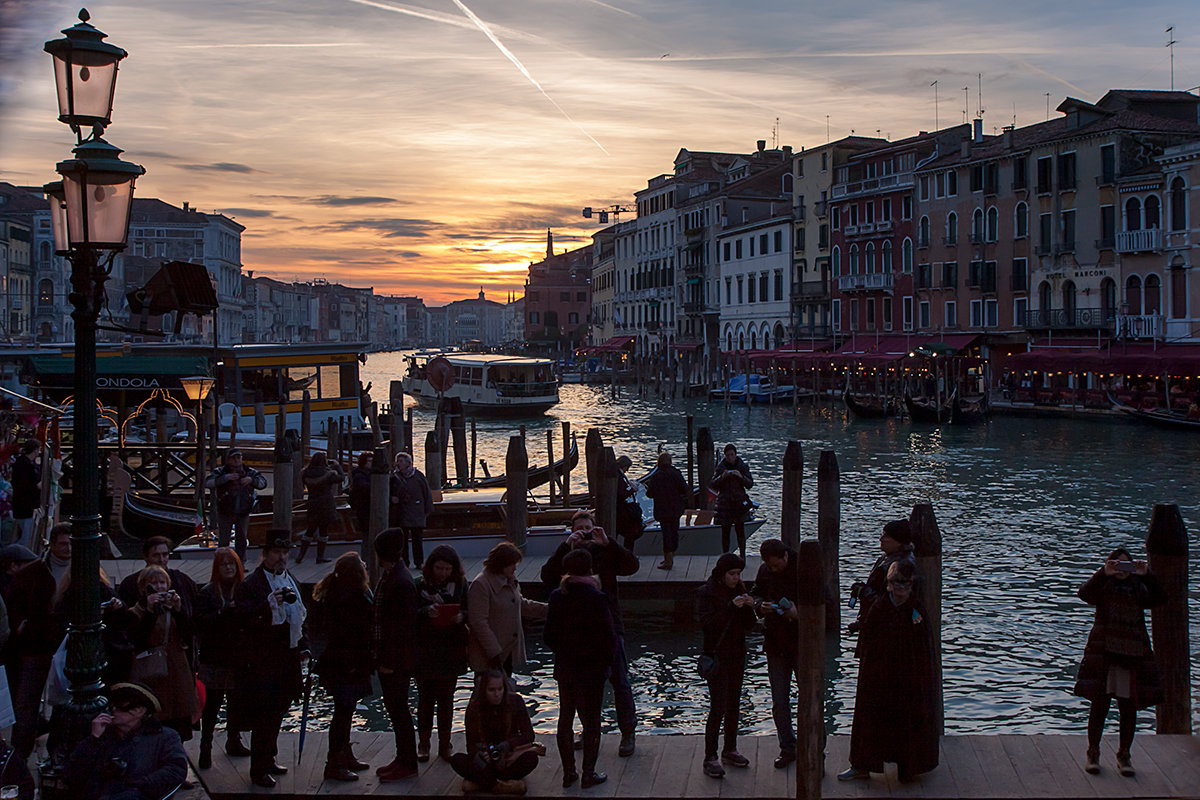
{"left": 117, "top": 535, "right": 198, "bottom": 621}
{"left": 65, "top": 682, "right": 188, "bottom": 800}
{"left": 847, "top": 519, "right": 918, "bottom": 635}
{"left": 450, "top": 669, "right": 545, "bottom": 795}
{"left": 206, "top": 448, "right": 267, "bottom": 561}
{"left": 298, "top": 451, "right": 344, "bottom": 564}
{"left": 839, "top": 560, "right": 938, "bottom": 783}
{"left": 390, "top": 451, "right": 433, "bottom": 568}
{"left": 540, "top": 510, "right": 639, "bottom": 757}
{"left": 545, "top": 548, "right": 617, "bottom": 789}
{"left": 711, "top": 444, "right": 753, "bottom": 561}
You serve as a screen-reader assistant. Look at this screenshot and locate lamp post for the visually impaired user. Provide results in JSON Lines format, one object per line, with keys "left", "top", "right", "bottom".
{"left": 40, "top": 8, "right": 143, "bottom": 787}
{"left": 180, "top": 375, "right": 215, "bottom": 526}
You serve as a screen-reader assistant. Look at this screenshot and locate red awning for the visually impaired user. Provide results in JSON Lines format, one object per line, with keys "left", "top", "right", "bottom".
{"left": 592, "top": 335, "right": 636, "bottom": 353}
{"left": 748, "top": 341, "right": 834, "bottom": 367}
{"left": 1007, "top": 343, "right": 1200, "bottom": 376}
{"left": 671, "top": 341, "right": 704, "bottom": 352}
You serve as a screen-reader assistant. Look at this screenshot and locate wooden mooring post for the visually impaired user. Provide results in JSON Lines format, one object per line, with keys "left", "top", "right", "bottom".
{"left": 685, "top": 415, "right": 694, "bottom": 497}
{"left": 425, "top": 430, "right": 443, "bottom": 490}
{"left": 909, "top": 503, "right": 943, "bottom": 735}
{"left": 366, "top": 446, "right": 389, "bottom": 580}
{"left": 795, "top": 537, "right": 825, "bottom": 800}
{"left": 546, "top": 430, "right": 556, "bottom": 505}
{"left": 817, "top": 450, "right": 840, "bottom": 635}
{"left": 585, "top": 428, "right": 602, "bottom": 502}
{"left": 272, "top": 434, "right": 294, "bottom": 538}
{"left": 1146, "top": 503, "right": 1191, "bottom": 733}
{"left": 597, "top": 446, "right": 619, "bottom": 536}
{"left": 449, "top": 397, "right": 468, "bottom": 487}
{"left": 505, "top": 435, "right": 528, "bottom": 551}
{"left": 781, "top": 440, "right": 803, "bottom": 549}
{"left": 389, "top": 380, "right": 404, "bottom": 463}
{"left": 301, "top": 390, "right": 312, "bottom": 462}
{"left": 696, "top": 426, "right": 714, "bottom": 508}
{"left": 560, "top": 421, "right": 571, "bottom": 508}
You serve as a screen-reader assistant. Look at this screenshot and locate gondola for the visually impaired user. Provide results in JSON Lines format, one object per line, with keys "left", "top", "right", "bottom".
{"left": 904, "top": 388, "right": 955, "bottom": 424}
{"left": 1109, "top": 394, "right": 1200, "bottom": 432}
{"left": 474, "top": 434, "right": 579, "bottom": 488}
{"left": 843, "top": 385, "right": 896, "bottom": 419}
{"left": 951, "top": 390, "right": 990, "bottom": 425}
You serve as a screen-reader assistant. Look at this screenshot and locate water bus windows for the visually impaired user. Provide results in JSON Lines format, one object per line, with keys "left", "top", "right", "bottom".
{"left": 236, "top": 363, "right": 357, "bottom": 404}
{"left": 455, "top": 366, "right": 484, "bottom": 387}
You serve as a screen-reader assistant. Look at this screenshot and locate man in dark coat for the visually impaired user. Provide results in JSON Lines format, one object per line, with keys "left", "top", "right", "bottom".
{"left": 5, "top": 523, "right": 71, "bottom": 757}
{"left": 839, "top": 561, "right": 938, "bottom": 783}
{"left": 848, "top": 518, "right": 919, "bottom": 635}
{"left": 389, "top": 452, "right": 434, "bottom": 567}
{"left": 711, "top": 444, "right": 753, "bottom": 561}
{"left": 753, "top": 538, "right": 805, "bottom": 768}
{"left": 545, "top": 549, "right": 617, "bottom": 789}
{"left": 206, "top": 448, "right": 267, "bottom": 560}
{"left": 298, "top": 451, "right": 343, "bottom": 564}
{"left": 10, "top": 440, "right": 41, "bottom": 549}
{"left": 65, "top": 682, "right": 187, "bottom": 800}
{"left": 540, "top": 510, "right": 639, "bottom": 756}
{"left": 117, "top": 536, "right": 198, "bottom": 623}
{"left": 232, "top": 530, "right": 307, "bottom": 789}
{"left": 372, "top": 527, "right": 420, "bottom": 781}
{"left": 642, "top": 450, "right": 690, "bottom": 570}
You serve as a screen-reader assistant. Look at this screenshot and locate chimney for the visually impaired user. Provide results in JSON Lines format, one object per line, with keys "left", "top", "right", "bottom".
{"left": 1002, "top": 126, "right": 1014, "bottom": 150}
{"left": 182, "top": 201, "right": 190, "bottom": 212}
{"left": 757, "top": 139, "right": 766, "bottom": 152}
{"left": 782, "top": 145, "right": 792, "bottom": 157}
{"left": 972, "top": 118, "right": 983, "bottom": 143}
{"left": 546, "top": 229, "right": 553, "bottom": 257}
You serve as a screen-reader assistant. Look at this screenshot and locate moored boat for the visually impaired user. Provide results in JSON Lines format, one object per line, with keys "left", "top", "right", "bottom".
{"left": 904, "top": 388, "right": 955, "bottom": 424}
{"left": 1109, "top": 394, "right": 1200, "bottom": 431}
{"left": 402, "top": 351, "right": 559, "bottom": 415}
{"left": 843, "top": 385, "right": 896, "bottom": 419}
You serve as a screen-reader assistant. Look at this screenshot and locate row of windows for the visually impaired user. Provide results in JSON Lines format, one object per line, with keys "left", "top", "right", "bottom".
{"left": 720, "top": 230, "right": 785, "bottom": 262}
{"left": 831, "top": 240, "right": 914, "bottom": 275}
{"left": 723, "top": 271, "right": 786, "bottom": 305}
{"left": 524, "top": 291, "right": 588, "bottom": 302}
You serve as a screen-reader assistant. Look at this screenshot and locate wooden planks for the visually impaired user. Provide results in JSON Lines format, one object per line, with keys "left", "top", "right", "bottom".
{"left": 187, "top": 733, "right": 1200, "bottom": 800}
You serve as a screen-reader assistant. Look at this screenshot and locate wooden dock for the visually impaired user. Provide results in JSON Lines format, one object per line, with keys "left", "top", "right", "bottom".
{"left": 186, "top": 732, "right": 1200, "bottom": 800}
{"left": 100, "top": 553, "right": 762, "bottom": 600}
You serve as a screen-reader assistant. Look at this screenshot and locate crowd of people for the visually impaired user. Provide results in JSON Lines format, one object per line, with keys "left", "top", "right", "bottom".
{"left": 0, "top": 436, "right": 1168, "bottom": 796}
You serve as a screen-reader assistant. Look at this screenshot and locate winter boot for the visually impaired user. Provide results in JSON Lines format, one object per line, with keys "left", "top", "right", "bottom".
{"left": 296, "top": 539, "right": 310, "bottom": 563}
{"left": 316, "top": 541, "right": 331, "bottom": 563}
{"left": 324, "top": 752, "right": 358, "bottom": 782}
{"left": 198, "top": 742, "right": 213, "bottom": 770}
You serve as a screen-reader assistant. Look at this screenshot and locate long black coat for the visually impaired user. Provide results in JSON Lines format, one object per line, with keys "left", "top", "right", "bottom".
{"left": 390, "top": 469, "right": 434, "bottom": 528}
{"left": 373, "top": 562, "right": 419, "bottom": 674}
{"left": 643, "top": 463, "right": 690, "bottom": 524}
{"left": 313, "top": 584, "right": 374, "bottom": 696}
{"left": 540, "top": 538, "right": 639, "bottom": 634}
{"left": 230, "top": 567, "right": 307, "bottom": 729}
{"left": 711, "top": 456, "right": 753, "bottom": 525}
{"left": 849, "top": 594, "right": 939, "bottom": 777}
{"left": 194, "top": 582, "right": 240, "bottom": 669}
{"left": 1073, "top": 569, "right": 1166, "bottom": 708}
{"left": 696, "top": 576, "right": 756, "bottom": 663}
{"left": 544, "top": 578, "right": 616, "bottom": 684}
{"left": 303, "top": 463, "right": 343, "bottom": 526}
{"left": 414, "top": 575, "right": 468, "bottom": 680}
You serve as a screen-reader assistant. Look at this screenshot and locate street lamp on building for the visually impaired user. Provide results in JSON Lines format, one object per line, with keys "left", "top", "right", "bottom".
{"left": 40, "top": 8, "right": 143, "bottom": 791}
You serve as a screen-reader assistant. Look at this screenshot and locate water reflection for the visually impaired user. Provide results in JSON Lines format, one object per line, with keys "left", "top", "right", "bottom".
{"left": 347, "top": 353, "right": 1199, "bottom": 736}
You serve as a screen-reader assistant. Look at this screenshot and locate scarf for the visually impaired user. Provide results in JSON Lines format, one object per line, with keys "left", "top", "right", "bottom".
{"left": 47, "top": 554, "right": 70, "bottom": 584}
{"left": 265, "top": 568, "right": 307, "bottom": 648}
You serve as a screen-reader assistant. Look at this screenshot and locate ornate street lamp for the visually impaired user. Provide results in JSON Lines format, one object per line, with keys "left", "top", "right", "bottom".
{"left": 180, "top": 375, "right": 216, "bottom": 523}
{"left": 40, "top": 9, "right": 144, "bottom": 792}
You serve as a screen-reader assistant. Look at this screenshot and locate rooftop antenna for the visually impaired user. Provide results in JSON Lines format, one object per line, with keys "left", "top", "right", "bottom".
{"left": 825, "top": 115, "right": 830, "bottom": 143}
{"left": 1013, "top": 101, "right": 1017, "bottom": 128}
{"left": 931, "top": 79, "right": 940, "bottom": 129}
{"left": 1045, "top": 92, "right": 1051, "bottom": 120}
{"left": 962, "top": 86, "right": 969, "bottom": 123}
{"left": 772, "top": 117, "right": 780, "bottom": 149}
{"left": 1166, "top": 26, "right": 1177, "bottom": 90}
{"left": 977, "top": 73, "right": 985, "bottom": 120}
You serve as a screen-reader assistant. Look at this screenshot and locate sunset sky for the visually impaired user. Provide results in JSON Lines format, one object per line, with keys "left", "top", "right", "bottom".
{"left": 1, "top": 0, "right": 1197, "bottom": 304}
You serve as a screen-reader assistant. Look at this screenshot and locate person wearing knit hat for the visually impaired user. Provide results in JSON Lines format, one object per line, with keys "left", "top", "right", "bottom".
{"left": 696, "top": 552, "right": 757, "bottom": 779}
{"left": 65, "top": 682, "right": 188, "bottom": 800}
{"left": 846, "top": 519, "right": 920, "bottom": 638}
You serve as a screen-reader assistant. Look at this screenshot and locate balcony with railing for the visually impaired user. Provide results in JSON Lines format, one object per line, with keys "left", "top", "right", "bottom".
{"left": 830, "top": 172, "right": 914, "bottom": 200}
{"left": 791, "top": 280, "right": 828, "bottom": 300}
{"left": 1022, "top": 307, "right": 1114, "bottom": 330}
{"left": 814, "top": 200, "right": 829, "bottom": 218}
{"left": 1116, "top": 228, "right": 1162, "bottom": 253}
{"left": 1114, "top": 314, "right": 1164, "bottom": 340}
{"left": 837, "top": 272, "right": 894, "bottom": 293}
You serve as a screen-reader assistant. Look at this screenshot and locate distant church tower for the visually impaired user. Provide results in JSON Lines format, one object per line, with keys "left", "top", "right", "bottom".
{"left": 546, "top": 229, "right": 553, "bottom": 257}
{"left": 478, "top": 286, "right": 485, "bottom": 301}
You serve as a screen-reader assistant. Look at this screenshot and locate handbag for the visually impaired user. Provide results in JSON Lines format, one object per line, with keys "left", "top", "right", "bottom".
{"left": 130, "top": 613, "right": 172, "bottom": 682}
{"left": 697, "top": 654, "right": 719, "bottom": 680}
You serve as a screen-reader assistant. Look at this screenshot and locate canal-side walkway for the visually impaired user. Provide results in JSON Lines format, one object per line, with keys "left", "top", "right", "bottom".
{"left": 186, "top": 731, "right": 1200, "bottom": 800}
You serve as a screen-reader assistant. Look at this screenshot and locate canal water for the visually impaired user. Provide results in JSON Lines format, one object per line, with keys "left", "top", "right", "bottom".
{"left": 286, "top": 352, "right": 1199, "bottom": 738}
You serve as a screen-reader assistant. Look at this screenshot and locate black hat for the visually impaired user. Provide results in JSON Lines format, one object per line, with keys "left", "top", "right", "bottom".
{"left": 0, "top": 544, "right": 38, "bottom": 566}
{"left": 374, "top": 528, "right": 405, "bottom": 563}
{"left": 109, "top": 682, "right": 161, "bottom": 714}
{"left": 883, "top": 519, "right": 912, "bottom": 546}
{"left": 712, "top": 552, "right": 745, "bottom": 579}
{"left": 264, "top": 529, "right": 292, "bottom": 551}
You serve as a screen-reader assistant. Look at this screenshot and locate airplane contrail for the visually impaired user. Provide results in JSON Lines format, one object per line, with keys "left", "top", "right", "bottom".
{"left": 448, "top": 0, "right": 608, "bottom": 155}
{"left": 345, "top": 0, "right": 540, "bottom": 41}
{"left": 579, "top": 0, "right": 640, "bottom": 19}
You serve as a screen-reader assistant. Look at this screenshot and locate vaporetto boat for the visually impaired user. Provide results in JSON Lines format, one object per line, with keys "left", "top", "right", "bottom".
{"left": 401, "top": 351, "right": 560, "bottom": 415}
